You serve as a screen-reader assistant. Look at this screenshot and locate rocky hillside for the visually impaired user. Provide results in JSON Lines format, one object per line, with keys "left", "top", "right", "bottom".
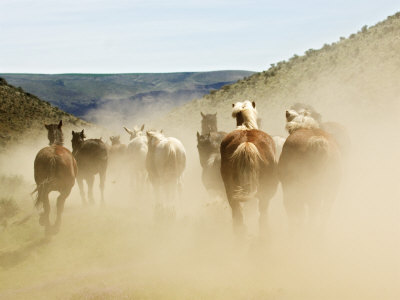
{"left": 0, "top": 78, "right": 90, "bottom": 149}
{"left": 162, "top": 12, "right": 400, "bottom": 137}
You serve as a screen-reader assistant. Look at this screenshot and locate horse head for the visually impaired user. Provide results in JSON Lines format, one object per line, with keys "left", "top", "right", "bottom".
{"left": 71, "top": 129, "right": 86, "bottom": 153}
{"left": 200, "top": 112, "right": 218, "bottom": 134}
{"left": 44, "top": 120, "right": 64, "bottom": 145}
{"left": 110, "top": 135, "right": 121, "bottom": 145}
{"left": 124, "top": 124, "right": 145, "bottom": 141}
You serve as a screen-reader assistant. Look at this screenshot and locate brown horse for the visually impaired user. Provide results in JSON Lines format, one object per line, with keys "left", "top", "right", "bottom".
{"left": 278, "top": 110, "right": 341, "bottom": 233}
{"left": 220, "top": 100, "right": 278, "bottom": 235}
{"left": 72, "top": 130, "right": 108, "bottom": 205}
{"left": 34, "top": 120, "right": 77, "bottom": 235}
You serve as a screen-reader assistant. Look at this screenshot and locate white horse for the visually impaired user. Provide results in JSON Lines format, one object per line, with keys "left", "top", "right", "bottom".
{"left": 146, "top": 130, "right": 186, "bottom": 214}
{"left": 124, "top": 125, "right": 148, "bottom": 197}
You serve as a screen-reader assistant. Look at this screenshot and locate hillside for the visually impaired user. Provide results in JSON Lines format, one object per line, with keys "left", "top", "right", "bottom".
{"left": 0, "top": 78, "right": 90, "bottom": 149}
{"left": 0, "top": 71, "right": 254, "bottom": 122}
{"left": 162, "top": 12, "right": 400, "bottom": 137}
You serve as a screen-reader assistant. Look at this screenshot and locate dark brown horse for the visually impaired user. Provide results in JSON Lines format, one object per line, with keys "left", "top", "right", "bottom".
{"left": 220, "top": 101, "right": 278, "bottom": 235}
{"left": 279, "top": 110, "right": 341, "bottom": 233}
{"left": 34, "top": 120, "right": 77, "bottom": 235}
{"left": 72, "top": 130, "right": 108, "bottom": 205}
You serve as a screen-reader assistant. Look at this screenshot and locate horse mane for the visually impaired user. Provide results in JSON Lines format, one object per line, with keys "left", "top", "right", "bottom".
{"left": 285, "top": 114, "right": 319, "bottom": 134}
{"left": 232, "top": 100, "right": 258, "bottom": 130}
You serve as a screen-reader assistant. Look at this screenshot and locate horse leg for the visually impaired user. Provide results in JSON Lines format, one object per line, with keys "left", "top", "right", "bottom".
{"left": 86, "top": 175, "right": 95, "bottom": 204}
{"left": 226, "top": 191, "right": 245, "bottom": 237}
{"left": 99, "top": 170, "right": 106, "bottom": 205}
{"left": 38, "top": 189, "right": 51, "bottom": 236}
{"left": 52, "top": 189, "right": 71, "bottom": 235}
{"left": 77, "top": 175, "right": 87, "bottom": 205}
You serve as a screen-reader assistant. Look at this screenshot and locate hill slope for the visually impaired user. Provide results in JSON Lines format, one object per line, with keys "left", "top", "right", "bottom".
{"left": 163, "top": 12, "right": 400, "bottom": 136}
{"left": 0, "top": 71, "right": 254, "bottom": 122}
{"left": 0, "top": 78, "right": 90, "bottom": 149}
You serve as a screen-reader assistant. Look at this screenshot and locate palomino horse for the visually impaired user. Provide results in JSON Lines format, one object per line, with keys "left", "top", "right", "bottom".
{"left": 220, "top": 100, "right": 278, "bottom": 235}
{"left": 124, "top": 125, "right": 148, "bottom": 195}
{"left": 196, "top": 132, "right": 225, "bottom": 199}
{"left": 279, "top": 109, "right": 341, "bottom": 233}
{"left": 34, "top": 120, "right": 77, "bottom": 235}
{"left": 146, "top": 130, "right": 186, "bottom": 214}
{"left": 72, "top": 130, "right": 108, "bottom": 205}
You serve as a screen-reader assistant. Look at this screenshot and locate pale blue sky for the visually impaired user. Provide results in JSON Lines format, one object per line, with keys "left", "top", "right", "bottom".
{"left": 1, "top": 0, "right": 399, "bottom": 73}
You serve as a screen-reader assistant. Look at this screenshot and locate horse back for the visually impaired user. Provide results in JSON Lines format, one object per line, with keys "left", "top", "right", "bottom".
{"left": 75, "top": 139, "right": 108, "bottom": 173}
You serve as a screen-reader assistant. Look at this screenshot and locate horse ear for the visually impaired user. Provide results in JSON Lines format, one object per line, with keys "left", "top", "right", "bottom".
{"left": 196, "top": 132, "right": 200, "bottom": 140}
{"left": 44, "top": 124, "right": 50, "bottom": 130}
{"left": 80, "top": 129, "right": 85, "bottom": 138}
{"left": 72, "top": 130, "right": 75, "bottom": 135}
{"left": 252, "top": 101, "right": 256, "bottom": 108}
{"left": 141, "top": 124, "right": 145, "bottom": 131}
{"left": 58, "top": 120, "right": 62, "bottom": 128}
{"left": 123, "top": 127, "right": 133, "bottom": 135}
{"left": 232, "top": 104, "right": 234, "bottom": 108}
{"left": 201, "top": 112, "right": 205, "bottom": 118}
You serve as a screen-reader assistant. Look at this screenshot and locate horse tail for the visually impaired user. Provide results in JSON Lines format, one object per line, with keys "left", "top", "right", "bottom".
{"left": 231, "top": 142, "right": 262, "bottom": 201}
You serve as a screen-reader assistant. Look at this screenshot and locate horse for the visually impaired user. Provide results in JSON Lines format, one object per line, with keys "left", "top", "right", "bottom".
{"left": 71, "top": 130, "right": 108, "bottom": 205}
{"left": 146, "top": 130, "right": 186, "bottom": 215}
{"left": 278, "top": 109, "right": 341, "bottom": 234}
{"left": 196, "top": 132, "right": 225, "bottom": 199}
{"left": 33, "top": 120, "right": 77, "bottom": 235}
{"left": 124, "top": 125, "right": 148, "bottom": 196}
{"left": 220, "top": 100, "right": 278, "bottom": 236}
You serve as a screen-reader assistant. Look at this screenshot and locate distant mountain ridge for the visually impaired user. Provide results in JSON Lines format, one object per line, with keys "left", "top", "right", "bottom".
{"left": 0, "top": 71, "right": 254, "bottom": 122}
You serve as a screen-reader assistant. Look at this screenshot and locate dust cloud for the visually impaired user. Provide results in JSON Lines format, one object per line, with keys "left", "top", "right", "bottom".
{"left": 0, "top": 75, "right": 399, "bottom": 300}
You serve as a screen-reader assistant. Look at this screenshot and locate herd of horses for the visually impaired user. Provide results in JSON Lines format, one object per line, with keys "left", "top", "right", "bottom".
{"left": 33, "top": 101, "right": 346, "bottom": 237}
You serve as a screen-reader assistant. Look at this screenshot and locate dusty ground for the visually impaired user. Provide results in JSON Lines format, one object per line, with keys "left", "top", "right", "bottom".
{"left": 0, "top": 106, "right": 399, "bottom": 300}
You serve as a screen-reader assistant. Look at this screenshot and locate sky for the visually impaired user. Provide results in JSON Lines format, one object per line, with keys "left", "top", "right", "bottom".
{"left": 1, "top": 0, "right": 400, "bottom": 73}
